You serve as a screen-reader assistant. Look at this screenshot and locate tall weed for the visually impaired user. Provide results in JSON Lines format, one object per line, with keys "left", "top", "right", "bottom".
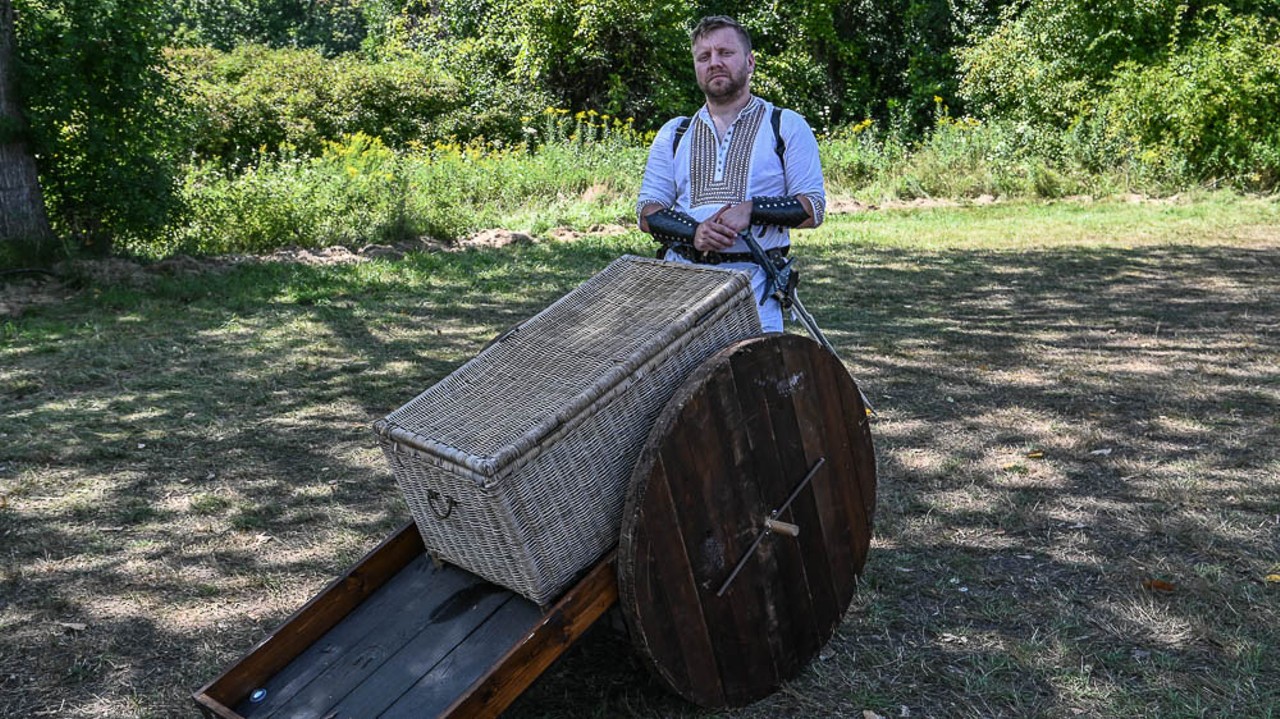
{"left": 147, "top": 115, "right": 648, "bottom": 258}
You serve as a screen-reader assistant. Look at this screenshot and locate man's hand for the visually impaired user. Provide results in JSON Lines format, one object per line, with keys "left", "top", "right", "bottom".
{"left": 714, "top": 201, "right": 753, "bottom": 234}
{"left": 693, "top": 204, "right": 739, "bottom": 251}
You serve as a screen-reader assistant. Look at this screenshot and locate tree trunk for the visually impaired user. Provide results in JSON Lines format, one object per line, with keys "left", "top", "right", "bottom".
{"left": 0, "top": 0, "right": 52, "bottom": 254}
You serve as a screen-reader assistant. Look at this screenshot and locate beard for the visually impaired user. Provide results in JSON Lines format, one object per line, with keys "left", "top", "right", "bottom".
{"left": 699, "top": 68, "right": 749, "bottom": 101}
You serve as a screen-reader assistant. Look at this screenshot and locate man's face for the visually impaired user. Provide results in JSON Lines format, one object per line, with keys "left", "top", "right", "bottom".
{"left": 693, "top": 27, "right": 754, "bottom": 102}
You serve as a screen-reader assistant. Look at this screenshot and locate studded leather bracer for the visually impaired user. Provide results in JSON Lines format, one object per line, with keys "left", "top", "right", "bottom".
{"left": 645, "top": 207, "right": 699, "bottom": 246}
{"left": 750, "top": 195, "right": 810, "bottom": 227}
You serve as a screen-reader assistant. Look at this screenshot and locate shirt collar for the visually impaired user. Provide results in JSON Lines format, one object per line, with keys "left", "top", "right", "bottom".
{"left": 697, "top": 95, "right": 763, "bottom": 127}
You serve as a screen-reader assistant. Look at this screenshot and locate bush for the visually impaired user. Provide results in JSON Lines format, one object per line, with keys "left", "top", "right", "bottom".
{"left": 167, "top": 44, "right": 465, "bottom": 164}
{"left": 1088, "top": 10, "right": 1280, "bottom": 188}
{"left": 150, "top": 115, "right": 649, "bottom": 258}
{"left": 163, "top": 0, "right": 382, "bottom": 54}
{"left": 959, "top": 0, "right": 1194, "bottom": 128}
{"left": 163, "top": 133, "right": 408, "bottom": 256}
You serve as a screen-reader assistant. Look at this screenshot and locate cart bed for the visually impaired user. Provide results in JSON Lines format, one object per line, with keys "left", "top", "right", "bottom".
{"left": 194, "top": 523, "right": 617, "bottom": 719}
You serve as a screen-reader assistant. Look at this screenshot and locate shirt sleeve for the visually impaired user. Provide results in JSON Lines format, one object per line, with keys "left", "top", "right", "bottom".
{"left": 636, "top": 117, "right": 684, "bottom": 225}
{"left": 780, "top": 110, "right": 827, "bottom": 228}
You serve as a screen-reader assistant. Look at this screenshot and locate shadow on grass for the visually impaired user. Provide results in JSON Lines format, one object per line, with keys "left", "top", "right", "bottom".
{"left": 514, "top": 242, "right": 1280, "bottom": 718}
{"left": 1, "top": 237, "right": 1277, "bottom": 717}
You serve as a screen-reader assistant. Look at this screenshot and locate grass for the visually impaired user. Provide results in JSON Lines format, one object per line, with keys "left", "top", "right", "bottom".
{"left": 2, "top": 193, "right": 1279, "bottom": 718}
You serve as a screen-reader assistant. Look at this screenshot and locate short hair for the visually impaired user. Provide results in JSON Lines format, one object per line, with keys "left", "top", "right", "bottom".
{"left": 690, "top": 15, "right": 752, "bottom": 53}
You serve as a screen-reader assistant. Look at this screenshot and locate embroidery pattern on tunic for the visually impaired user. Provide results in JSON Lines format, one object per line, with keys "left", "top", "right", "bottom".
{"left": 689, "top": 103, "right": 765, "bottom": 207}
{"left": 805, "top": 192, "right": 827, "bottom": 227}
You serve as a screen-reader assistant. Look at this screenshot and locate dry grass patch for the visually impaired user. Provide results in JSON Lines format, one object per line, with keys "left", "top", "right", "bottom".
{"left": 2, "top": 198, "right": 1278, "bottom": 718}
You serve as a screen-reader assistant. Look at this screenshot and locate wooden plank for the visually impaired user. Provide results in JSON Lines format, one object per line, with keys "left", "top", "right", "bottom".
{"left": 442, "top": 553, "right": 620, "bottom": 718}
{"left": 378, "top": 595, "right": 536, "bottom": 719}
{"left": 314, "top": 582, "right": 516, "bottom": 718}
{"left": 197, "top": 522, "right": 622, "bottom": 719}
{"left": 233, "top": 556, "right": 445, "bottom": 716}
{"left": 194, "top": 522, "right": 425, "bottom": 718}
{"left": 781, "top": 338, "right": 857, "bottom": 606}
{"left": 698, "top": 345, "right": 783, "bottom": 705}
{"left": 194, "top": 693, "right": 240, "bottom": 719}
{"left": 790, "top": 334, "right": 875, "bottom": 580}
{"left": 257, "top": 562, "right": 497, "bottom": 718}
{"left": 670, "top": 379, "right": 769, "bottom": 702}
{"left": 730, "top": 338, "right": 823, "bottom": 684}
{"left": 618, "top": 335, "right": 875, "bottom": 709}
{"left": 631, "top": 458, "right": 722, "bottom": 704}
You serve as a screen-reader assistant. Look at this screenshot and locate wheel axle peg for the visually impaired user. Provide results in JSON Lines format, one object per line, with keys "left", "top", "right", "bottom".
{"left": 764, "top": 518, "right": 799, "bottom": 537}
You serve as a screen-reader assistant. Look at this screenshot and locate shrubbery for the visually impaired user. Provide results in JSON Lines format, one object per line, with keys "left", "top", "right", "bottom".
{"left": 1089, "top": 10, "right": 1280, "bottom": 187}
{"left": 168, "top": 45, "right": 466, "bottom": 164}
{"left": 11, "top": 0, "right": 1280, "bottom": 262}
{"left": 146, "top": 115, "right": 648, "bottom": 258}
{"left": 960, "top": 1, "right": 1280, "bottom": 189}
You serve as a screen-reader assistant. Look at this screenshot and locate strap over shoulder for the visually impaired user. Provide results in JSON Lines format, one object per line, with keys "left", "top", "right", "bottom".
{"left": 670, "top": 107, "right": 785, "bottom": 163}
{"left": 671, "top": 116, "right": 692, "bottom": 156}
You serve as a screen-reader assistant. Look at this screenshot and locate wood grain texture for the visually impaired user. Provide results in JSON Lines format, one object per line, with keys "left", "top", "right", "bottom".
{"left": 441, "top": 553, "right": 619, "bottom": 718}
{"left": 194, "top": 523, "right": 618, "bottom": 719}
{"left": 194, "top": 522, "right": 425, "bottom": 718}
{"left": 618, "top": 334, "right": 876, "bottom": 709}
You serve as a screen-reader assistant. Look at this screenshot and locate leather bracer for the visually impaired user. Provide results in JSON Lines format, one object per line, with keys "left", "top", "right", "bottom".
{"left": 645, "top": 207, "right": 699, "bottom": 245}
{"left": 750, "top": 195, "right": 810, "bottom": 227}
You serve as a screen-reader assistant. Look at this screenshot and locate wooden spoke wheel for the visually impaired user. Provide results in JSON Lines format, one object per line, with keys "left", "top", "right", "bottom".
{"left": 617, "top": 333, "right": 876, "bottom": 708}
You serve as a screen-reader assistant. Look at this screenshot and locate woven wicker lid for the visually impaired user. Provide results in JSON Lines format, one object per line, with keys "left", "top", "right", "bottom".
{"left": 376, "top": 256, "right": 755, "bottom": 479}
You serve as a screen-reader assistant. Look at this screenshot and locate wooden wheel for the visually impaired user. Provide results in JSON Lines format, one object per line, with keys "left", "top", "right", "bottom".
{"left": 617, "top": 333, "right": 876, "bottom": 708}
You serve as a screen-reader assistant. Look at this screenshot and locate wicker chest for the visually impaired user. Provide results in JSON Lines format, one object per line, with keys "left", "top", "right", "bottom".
{"left": 374, "top": 255, "right": 763, "bottom": 605}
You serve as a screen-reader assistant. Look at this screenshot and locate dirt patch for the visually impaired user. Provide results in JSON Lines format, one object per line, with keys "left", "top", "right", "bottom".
{"left": 545, "top": 223, "right": 630, "bottom": 242}
{"left": 251, "top": 237, "right": 452, "bottom": 265}
{"left": 826, "top": 195, "right": 981, "bottom": 214}
{"left": 0, "top": 273, "right": 72, "bottom": 319}
{"left": 827, "top": 197, "right": 877, "bottom": 214}
{"left": 459, "top": 229, "right": 535, "bottom": 250}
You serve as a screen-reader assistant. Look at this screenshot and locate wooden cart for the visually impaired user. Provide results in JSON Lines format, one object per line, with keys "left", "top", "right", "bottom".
{"left": 194, "top": 333, "right": 876, "bottom": 718}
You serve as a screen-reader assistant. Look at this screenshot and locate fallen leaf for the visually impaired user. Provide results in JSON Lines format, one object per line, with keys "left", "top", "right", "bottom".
{"left": 1142, "top": 578, "right": 1176, "bottom": 592}
{"left": 1027, "top": 450, "right": 1044, "bottom": 459}
{"left": 1089, "top": 448, "right": 1113, "bottom": 456}
{"left": 939, "top": 633, "right": 969, "bottom": 644}
{"left": 863, "top": 711, "right": 886, "bottom": 719}
{"left": 1265, "top": 574, "right": 1280, "bottom": 584}
{"left": 57, "top": 622, "right": 88, "bottom": 632}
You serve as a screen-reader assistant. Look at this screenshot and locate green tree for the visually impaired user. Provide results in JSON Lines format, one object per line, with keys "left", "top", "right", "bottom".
{"left": 165, "top": 0, "right": 401, "bottom": 55}
{"left": 398, "top": 0, "right": 1011, "bottom": 133}
{"left": 14, "top": 0, "right": 179, "bottom": 254}
{"left": 959, "top": 0, "right": 1280, "bottom": 127}
{"left": 0, "top": 0, "right": 52, "bottom": 261}
{"left": 959, "top": 0, "right": 1280, "bottom": 185}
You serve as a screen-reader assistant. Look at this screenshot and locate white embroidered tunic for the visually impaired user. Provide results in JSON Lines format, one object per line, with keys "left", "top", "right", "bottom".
{"left": 636, "top": 96, "right": 827, "bottom": 254}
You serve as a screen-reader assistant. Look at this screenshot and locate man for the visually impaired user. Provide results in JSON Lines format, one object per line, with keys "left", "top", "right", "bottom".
{"left": 637, "top": 15, "right": 827, "bottom": 332}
